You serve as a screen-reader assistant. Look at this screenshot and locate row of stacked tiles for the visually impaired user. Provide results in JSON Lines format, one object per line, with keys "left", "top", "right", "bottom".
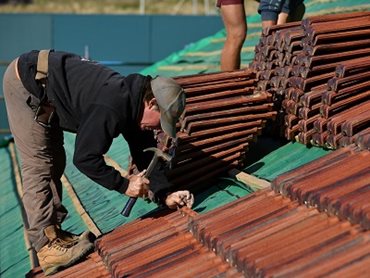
{"left": 28, "top": 145, "right": 369, "bottom": 277}
{"left": 272, "top": 144, "right": 370, "bottom": 229}
{"left": 251, "top": 11, "right": 370, "bottom": 149}
{"left": 96, "top": 143, "right": 369, "bottom": 277}
{"left": 156, "top": 69, "right": 276, "bottom": 191}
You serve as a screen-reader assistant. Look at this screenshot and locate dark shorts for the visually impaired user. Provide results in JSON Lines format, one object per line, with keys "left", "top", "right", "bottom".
{"left": 216, "top": 0, "right": 244, "bottom": 8}
{"left": 258, "top": 0, "right": 304, "bottom": 21}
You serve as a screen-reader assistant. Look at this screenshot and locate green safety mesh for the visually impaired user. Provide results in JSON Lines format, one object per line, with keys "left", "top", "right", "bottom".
{"left": 244, "top": 142, "right": 331, "bottom": 181}
{"left": 0, "top": 148, "right": 30, "bottom": 277}
{"left": 193, "top": 178, "right": 255, "bottom": 214}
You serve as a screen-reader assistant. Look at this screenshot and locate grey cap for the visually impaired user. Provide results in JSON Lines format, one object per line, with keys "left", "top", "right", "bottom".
{"left": 150, "top": 76, "right": 185, "bottom": 138}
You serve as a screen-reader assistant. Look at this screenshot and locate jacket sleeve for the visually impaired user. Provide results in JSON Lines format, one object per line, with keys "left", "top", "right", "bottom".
{"left": 73, "top": 104, "right": 129, "bottom": 193}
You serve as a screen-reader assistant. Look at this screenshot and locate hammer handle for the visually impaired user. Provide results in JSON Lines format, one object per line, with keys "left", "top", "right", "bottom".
{"left": 121, "top": 197, "right": 137, "bottom": 217}
{"left": 121, "top": 155, "right": 159, "bottom": 217}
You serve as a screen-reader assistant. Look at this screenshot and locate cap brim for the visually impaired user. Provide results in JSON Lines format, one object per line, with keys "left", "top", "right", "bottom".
{"left": 160, "top": 110, "right": 177, "bottom": 138}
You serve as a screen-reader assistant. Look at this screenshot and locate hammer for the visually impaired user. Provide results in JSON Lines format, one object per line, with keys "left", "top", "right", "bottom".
{"left": 121, "top": 147, "right": 171, "bottom": 217}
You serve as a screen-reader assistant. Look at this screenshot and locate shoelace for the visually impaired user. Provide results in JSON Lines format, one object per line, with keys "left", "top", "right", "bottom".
{"left": 48, "top": 238, "right": 76, "bottom": 251}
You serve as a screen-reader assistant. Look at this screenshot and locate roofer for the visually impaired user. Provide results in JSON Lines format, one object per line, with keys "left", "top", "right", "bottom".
{"left": 3, "top": 49, "right": 194, "bottom": 275}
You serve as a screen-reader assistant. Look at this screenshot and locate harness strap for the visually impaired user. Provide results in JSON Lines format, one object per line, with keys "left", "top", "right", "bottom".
{"left": 33, "top": 49, "right": 55, "bottom": 127}
{"left": 35, "top": 49, "right": 50, "bottom": 85}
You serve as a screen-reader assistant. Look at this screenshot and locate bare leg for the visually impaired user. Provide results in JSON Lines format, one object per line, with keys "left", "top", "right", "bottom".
{"left": 277, "top": 12, "right": 289, "bottom": 24}
{"left": 220, "top": 3, "right": 247, "bottom": 71}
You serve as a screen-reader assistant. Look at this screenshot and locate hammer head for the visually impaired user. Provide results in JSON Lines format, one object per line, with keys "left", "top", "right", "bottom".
{"left": 143, "top": 147, "right": 172, "bottom": 177}
{"left": 143, "top": 147, "right": 171, "bottom": 162}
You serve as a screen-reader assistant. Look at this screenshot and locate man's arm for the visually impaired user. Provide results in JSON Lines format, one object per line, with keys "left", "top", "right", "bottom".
{"left": 73, "top": 104, "right": 129, "bottom": 193}
{"left": 124, "top": 123, "right": 194, "bottom": 209}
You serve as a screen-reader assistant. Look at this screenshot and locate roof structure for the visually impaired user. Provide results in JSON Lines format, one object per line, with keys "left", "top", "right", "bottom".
{"left": 1, "top": 0, "right": 370, "bottom": 277}
{"left": 28, "top": 143, "right": 369, "bottom": 277}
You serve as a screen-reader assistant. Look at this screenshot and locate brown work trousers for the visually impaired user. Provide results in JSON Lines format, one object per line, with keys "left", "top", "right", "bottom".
{"left": 3, "top": 59, "right": 68, "bottom": 252}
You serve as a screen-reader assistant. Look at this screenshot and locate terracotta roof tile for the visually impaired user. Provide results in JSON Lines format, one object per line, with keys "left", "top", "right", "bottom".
{"left": 27, "top": 142, "right": 369, "bottom": 277}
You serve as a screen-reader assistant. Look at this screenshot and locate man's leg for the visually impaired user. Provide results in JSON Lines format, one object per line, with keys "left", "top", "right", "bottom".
{"left": 50, "top": 129, "right": 68, "bottom": 225}
{"left": 3, "top": 59, "right": 65, "bottom": 250}
{"left": 259, "top": 0, "right": 284, "bottom": 28}
{"left": 3, "top": 59, "right": 93, "bottom": 275}
{"left": 278, "top": 0, "right": 305, "bottom": 24}
{"left": 219, "top": 1, "right": 247, "bottom": 71}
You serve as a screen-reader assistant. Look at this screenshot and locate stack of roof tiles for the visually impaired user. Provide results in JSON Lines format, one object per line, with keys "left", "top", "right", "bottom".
{"left": 272, "top": 144, "right": 370, "bottom": 230}
{"left": 28, "top": 143, "right": 370, "bottom": 278}
{"left": 157, "top": 69, "right": 276, "bottom": 191}
{"left": 252, "top": 11, "right": 370, "bottom": 149}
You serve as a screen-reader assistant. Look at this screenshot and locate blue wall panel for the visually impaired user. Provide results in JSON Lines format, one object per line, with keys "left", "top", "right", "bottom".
{"left": 0, "top": 13, "right": 222, "bottom": 65}
{"left": 150, "top": 15, "right": 222, "bottom": 61}
{"left": 53, "top": 15, "right": 151, "bottom": 63}
{"left": 0, "top": 14, "right": 52, "bottom": 61}
{"left": 0, "top": 66, "right": 9, "bottom": 132}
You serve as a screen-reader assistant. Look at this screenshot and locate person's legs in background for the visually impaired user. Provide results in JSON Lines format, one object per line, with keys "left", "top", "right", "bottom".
{"left": 283, "top": 0, "right": 305, "bottom": 23}
{"left": 218, "top": 0, "right": 247, "bottom": 71}
{"left": 258, "top": 0, "right": 305, "bottom": 28}
{"left": 258, "top": 0, "right": 284, "bottom": 29}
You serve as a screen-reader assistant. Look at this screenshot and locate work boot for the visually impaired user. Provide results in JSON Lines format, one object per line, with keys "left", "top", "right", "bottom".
{"left": 37, "top": 225, "right": 94, "bottom": 276}
{"left": 56, "top": 225, "right": 95, "bottom": 244}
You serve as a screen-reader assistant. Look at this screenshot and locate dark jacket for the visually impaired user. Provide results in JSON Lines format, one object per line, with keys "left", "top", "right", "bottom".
{"left": 18, "top": 50, "right": 170, "bottom": 200}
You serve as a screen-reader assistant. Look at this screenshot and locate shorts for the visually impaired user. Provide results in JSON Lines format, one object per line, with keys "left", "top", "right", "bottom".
{"left": 216, "top": 0, "right": 244, "bottom": 8}
{"left": 258, "top": 0, "right": 304, "bottom": 21}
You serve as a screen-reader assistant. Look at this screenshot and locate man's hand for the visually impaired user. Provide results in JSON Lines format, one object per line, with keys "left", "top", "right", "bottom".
{"left": 125, "top": 170, "right": 149, "bottom": 198}
{"left": 165, "top": 190, "right": 194, "bottom": 209}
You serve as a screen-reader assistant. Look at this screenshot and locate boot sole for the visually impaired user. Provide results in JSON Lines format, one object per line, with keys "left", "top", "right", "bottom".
{"left": 43, "top": 242, "right": 95, "bottom": 276}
